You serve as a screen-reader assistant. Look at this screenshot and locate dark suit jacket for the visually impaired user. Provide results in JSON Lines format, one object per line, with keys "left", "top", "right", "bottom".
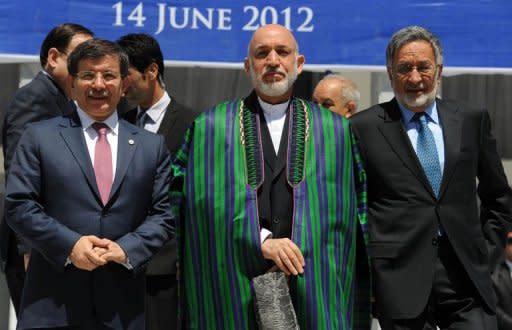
{"left": 350, "top": 98, "right": 512, "bottom": 319}
{"left": 4, "top": 113, "right": 174, "bottom": 330}
{"left": 1, "top": 71, "right": 74, "bottom": 270}
{"left": 123, "top": 96, "right": 198, "bottom": 275}
{"left": 492, "top": 260, "right": 512, "bottom": 330}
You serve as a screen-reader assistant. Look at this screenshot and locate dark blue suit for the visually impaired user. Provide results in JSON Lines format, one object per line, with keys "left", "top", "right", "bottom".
{"left": 5, "top": 112, "right": 174, "bottom": 330}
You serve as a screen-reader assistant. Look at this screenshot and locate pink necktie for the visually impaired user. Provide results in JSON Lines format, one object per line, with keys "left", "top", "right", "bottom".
{"left": 92, "top": 122, "right": 113, "bottom": 205}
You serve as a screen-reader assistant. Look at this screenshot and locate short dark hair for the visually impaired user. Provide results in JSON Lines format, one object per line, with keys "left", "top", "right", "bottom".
{"left": 67, "top": 39, "right": 129, "bottom": 78}
{"left": 39, "top": 23, "right": 93, "bottom": 68}
{"left": 117, "top": 33, "right": 165, "bottom": 81}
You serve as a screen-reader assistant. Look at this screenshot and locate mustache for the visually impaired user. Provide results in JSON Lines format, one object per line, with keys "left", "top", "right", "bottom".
{"left": 262, "top": 66, "right": 286, "bottom": 76}
{"left": 88, "top": 90, "right": 108, "bottom": 97}
{"left": 405, "top": 83, "right": 425, "bottom": 90}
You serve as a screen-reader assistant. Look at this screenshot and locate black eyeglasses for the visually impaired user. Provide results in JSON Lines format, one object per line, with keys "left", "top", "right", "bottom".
{"left": 507, "top": 237, "right": 512, "bottom": 245}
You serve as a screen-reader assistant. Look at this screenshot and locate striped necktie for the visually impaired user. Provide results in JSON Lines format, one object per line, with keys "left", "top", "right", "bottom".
{"left": 413, "top": 112, "right": 442, "bottom": 197}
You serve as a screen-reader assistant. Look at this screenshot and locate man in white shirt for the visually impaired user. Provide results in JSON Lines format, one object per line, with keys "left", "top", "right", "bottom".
{"left": 5, "top": 38, "right": 174, "bottom": 330}
{"left": 117, "top": 33, "right": 199, "bottom": 330}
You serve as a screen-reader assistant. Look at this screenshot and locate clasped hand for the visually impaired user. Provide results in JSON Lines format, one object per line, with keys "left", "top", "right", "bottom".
{"left": 261, "top": 238, "right": 305, "bottom": 276}
{"left": 69, "top": 235, "right": 127, "bottom": 271}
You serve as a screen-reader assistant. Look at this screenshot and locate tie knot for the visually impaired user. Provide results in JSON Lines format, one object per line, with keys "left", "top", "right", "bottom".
{"left": 92, "top": 122, "right": 109, "bottom": 136}
{"left": 136, "top": 111, "right": 150, "bottom": 128}
{"left": 412, "top": 112, "right": 428, "bottom": 125}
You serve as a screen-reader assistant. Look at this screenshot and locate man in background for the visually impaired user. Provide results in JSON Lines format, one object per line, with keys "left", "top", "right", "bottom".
{"left": 1, "top": 22, "right": 93, "bottom": 315}
{"left": 313, "top": 73, "right": 360, "bottom": 117}
{"left": 117, "top": 33, "right": 199, "bottom": 330}
{"left": 492, "top": 231, "right": 512, "bottom": 329}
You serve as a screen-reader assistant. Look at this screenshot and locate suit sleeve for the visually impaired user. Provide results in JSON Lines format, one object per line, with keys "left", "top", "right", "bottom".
{"left": 3, "top": 87, "right": 63, "bottom": 174}
{"left": 115, "top": 135, "right": 175, "bottom": 271}
{"left": 477, "top": 109, "right": 512, "bottom": 270}
{"left": 5, "top": 126, "right": 82, "bottom": 270}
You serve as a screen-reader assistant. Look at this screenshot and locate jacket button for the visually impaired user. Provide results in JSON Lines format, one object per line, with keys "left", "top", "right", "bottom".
{"left": 273, "top": 217, "right": 279, "bottom": 224}
{"left": 432, "top": 238, "right": 438, "bottom": 246}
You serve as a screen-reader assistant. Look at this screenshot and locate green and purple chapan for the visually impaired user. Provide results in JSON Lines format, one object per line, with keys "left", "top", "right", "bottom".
{"left": 171, "top": 96, "right": 370, "bottom": 329}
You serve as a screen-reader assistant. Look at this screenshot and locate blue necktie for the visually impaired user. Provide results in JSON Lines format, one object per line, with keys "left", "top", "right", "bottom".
{"left": 414, "top": 112, "right": 442, "bottom": 197}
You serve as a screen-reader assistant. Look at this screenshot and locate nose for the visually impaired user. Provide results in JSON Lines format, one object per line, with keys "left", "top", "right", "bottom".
{"left": 407, "top": 67, "right": 422, "bottom": 84}
{"left": 92, "top": 73, "right": 106, "bottom": 88}
{"left": 266, "top": 50, "right": 279, "bottom": 66}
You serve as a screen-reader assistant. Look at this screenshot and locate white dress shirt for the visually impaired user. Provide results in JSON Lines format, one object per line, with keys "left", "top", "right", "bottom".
{"left": 136, "top": 92, "right": 171, "bottom": 133}
{"left": 257, "top": 97, "right": 290, "bottom": 243}
{"left": 259, "top": 97, "right": 289, "bottom": 155}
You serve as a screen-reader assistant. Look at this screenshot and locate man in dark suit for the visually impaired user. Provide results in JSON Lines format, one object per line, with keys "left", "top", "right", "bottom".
{"left": 1, "top": 23, "right": 93, "bottom": 315}
{"left": 492, "top": 231, "right": 512, "bottom": 330}
{"left": 350, "top": 25, "right": 512, "bottom": 330}
{"left": 117, "top": 33, "right": 199, "bottom": 330}
{"left": 5, "top": 39, "right": 174, "bottom": 330}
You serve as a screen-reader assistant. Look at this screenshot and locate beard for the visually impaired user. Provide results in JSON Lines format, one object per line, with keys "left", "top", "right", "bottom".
{"left": 398, "top": 86, "right": 437, "bottom": 109}
{"left": 249, "top": 61, "right": 298, "bottom": 97}
{"left": 394, "top": 69, "right": 440, "bottom": 110}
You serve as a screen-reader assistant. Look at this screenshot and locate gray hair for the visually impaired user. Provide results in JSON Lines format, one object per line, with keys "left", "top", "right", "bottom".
{"left": 320, "top": 73, "right": 360, "bottom": 109}
{"left": 386, "top": 26, "right": 443, "bottom": 68}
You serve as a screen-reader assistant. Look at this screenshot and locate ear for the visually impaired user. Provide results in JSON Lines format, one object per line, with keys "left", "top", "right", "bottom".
{"left": 436, "top": 64, "right": 443, "bottom": 83}
{"left": 296, "top": 54, "right": 305, "bottom": 75}
{"left": 46, "top": 47, "right": 61, "bottom": 70}
{"left": 386, "top": 66, "right": 393, "bottom": 82}
{"left": 147, "top": 63, "right": 159, "bottom": 81}
{"left": 121, "top": 76, "right": 131, "bottom": 94}
{"left": 67, "top": 75, "right": 76, "bottom": 98}
{"left": 345, "top": 101, "right": 357, "bottom": 118}
{"left": 244, "top": 57, "right": 250, "bottom": 75}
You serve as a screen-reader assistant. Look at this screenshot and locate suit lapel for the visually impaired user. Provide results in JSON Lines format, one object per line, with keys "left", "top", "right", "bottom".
{"left": 377, "top": 99, "right": 435, "bottom": 196}
{"left": 437, "top": 99, "right": 462, "bottom": 199}
{"left": 59, "top": 113, "right": 101, "bottom": 201}
{"left": 157, "top": 102, "right": 177, "bottom": 136}
{"left": 110, "top": 120, "right": 139, "bottom": 202}
{"left": 157, "top": 101, "right": 179, "bottom": 150}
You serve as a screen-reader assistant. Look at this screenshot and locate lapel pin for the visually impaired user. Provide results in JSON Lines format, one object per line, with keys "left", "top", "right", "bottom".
{"left": 128, "top": 139, "right": 135, "bottom": 145}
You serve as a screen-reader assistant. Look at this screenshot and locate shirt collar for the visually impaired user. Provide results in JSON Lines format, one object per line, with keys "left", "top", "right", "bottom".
{"left": 76, "top": 105, "right": 119, "bottom": 135}
{"left": 398, "top": 99, "right": 439, "bottom": 125}
{"left": 258, "top": 96, "right": 289, "bottom": 118}
{"left": 506, "top": 259, "right": 512, "bottom": 273}
{"left": 137, "top": 92, "right": 171, "bottom": 124}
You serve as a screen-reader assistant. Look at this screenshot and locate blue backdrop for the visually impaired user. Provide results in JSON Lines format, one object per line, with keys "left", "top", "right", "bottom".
{"left": 1, "top": 0, "right": 511, "bottom": 69}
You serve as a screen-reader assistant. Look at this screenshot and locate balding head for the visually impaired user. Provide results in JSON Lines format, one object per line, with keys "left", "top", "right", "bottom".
{"left": 244, "top": 24, "right": 304, "bottom": 104}
{"left": 313, "top": 74, "right": 360, "bottom": 118}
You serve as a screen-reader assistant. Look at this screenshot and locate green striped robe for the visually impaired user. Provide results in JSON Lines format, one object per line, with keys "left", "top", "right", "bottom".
{"left": 171, "top": 96, "right": 370, "bottom": 329}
